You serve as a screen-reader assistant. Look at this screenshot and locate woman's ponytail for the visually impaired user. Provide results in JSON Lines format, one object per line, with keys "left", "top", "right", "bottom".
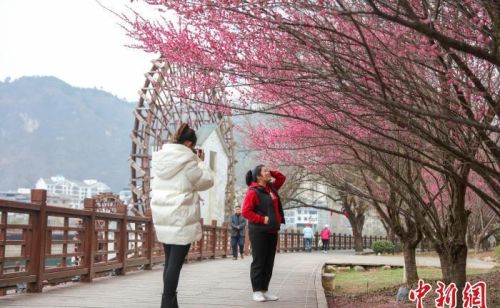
{"left": 245, "top": 170, "right": 253, "bottom": 186}
{"left": 245, "top": 164, "right": 264, "bottom": 186}
{"left": 173, "top": 123, "right": 197, "bottom": 145}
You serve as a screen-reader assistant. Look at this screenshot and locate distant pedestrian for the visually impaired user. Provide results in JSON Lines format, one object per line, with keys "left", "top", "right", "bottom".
{"left": 230, "top": 206, "right": 247, "bottom": 260}
{"left": 151, "top": 123, "right": 214, "bottom": 308}
{"left": 242, "top": 165, "right": 286, "bottom": 302}
{"left": 302, "top": 224, "right": 314, "bottom": 252}
{"left": 320, "top": 225, "right": 331, "bottom": 253}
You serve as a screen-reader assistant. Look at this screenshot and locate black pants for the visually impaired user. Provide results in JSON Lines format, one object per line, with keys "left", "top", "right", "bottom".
{"left": 249, "top": 231, "right": 278, "bottom": 292}
{"left": 231, "top": 235, "right": 245, "bottom": 257}
{"left": 322, "top": 239, "right": 329, "bottom": 251}
{"left": 161, "top": 244, "right": 190, "bottom": 308}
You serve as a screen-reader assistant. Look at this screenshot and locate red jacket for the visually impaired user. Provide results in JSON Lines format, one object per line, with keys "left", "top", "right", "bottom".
{"left": 242, "top": 170, "right": 286, "bottom": 225}
{"left": 321, "top": 228, "right": 331, "bottom": 240}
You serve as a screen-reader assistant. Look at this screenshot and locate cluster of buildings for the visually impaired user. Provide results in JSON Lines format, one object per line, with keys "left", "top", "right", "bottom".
{"left": 35, "top": 176, "right": 111, "bottom": 208}
{"left": 1, "top": 177, "right": 115, "bottom": 210}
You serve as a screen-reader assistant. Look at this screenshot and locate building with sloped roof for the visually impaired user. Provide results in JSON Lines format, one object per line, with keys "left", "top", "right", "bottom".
{"left": 196, "top": 124, "right": 229, "bottom": 225}
{"left": 35, "top": 175, "right": 110, "bottom": 209}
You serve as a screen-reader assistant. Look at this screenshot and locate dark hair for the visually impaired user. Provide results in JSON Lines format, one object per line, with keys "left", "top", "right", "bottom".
{"left": 174, "top": 123, "right": 197, "bottom": 146}
{"left": 245, "top": 164, "right": 264, "bottom": 186}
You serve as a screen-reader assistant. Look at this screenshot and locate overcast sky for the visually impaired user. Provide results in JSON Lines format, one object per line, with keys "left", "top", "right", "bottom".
{"left": 0, "top": 0, "right": 160, "bottom": 102}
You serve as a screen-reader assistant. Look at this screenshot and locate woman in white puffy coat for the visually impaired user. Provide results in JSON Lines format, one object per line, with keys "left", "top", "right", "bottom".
{"left": 151, "top": 123, "right": 214, "bottom": 308}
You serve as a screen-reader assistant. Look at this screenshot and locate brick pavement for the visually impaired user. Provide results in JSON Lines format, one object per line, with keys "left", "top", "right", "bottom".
{"left": 0, "top": 251, "right": 494, "bottom": 308}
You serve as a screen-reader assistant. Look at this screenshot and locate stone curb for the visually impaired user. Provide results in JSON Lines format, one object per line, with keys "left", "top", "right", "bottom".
{"left": 315, "top": 263, "right": 328, "bottom": 308}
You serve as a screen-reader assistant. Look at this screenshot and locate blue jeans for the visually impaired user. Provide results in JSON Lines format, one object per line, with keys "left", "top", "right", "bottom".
{"left": 231, "top": 235, "right": 245, "bottom": 257}
{"left": 304, "top": 238, "right": 312, "bottom": 251}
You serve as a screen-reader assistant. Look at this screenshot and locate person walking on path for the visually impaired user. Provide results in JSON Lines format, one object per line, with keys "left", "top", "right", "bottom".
{"left": 230, "top": 206, "right": 247, "bottom": 260}
{"left": 302, "top": 224, "right": 314, "bottom": 252}
{"left": 320, "top": 225, "right": 331, "bottom": 253}
{"left": 242, "top": 165, "right": 286, "bottom": 302}
{"left": 151, "top": 123, "right": 214, "bottom": 308}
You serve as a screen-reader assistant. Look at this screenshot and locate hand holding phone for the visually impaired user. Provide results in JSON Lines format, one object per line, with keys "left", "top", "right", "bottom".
{"left": 196, "top": 148, "right": 205, "bottom": 161}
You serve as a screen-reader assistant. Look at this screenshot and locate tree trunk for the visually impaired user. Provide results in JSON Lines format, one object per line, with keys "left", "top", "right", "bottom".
{"left": 451, "top": 243, "right": 468, "bottom": 308}
{"left": 436, "top": 245, "right": 452, "bottom": 284}
{"left": 351, "top": 216, "right": 365, "bottom": 253}
{"left": 403, "top": 241, "right": 419, "bottom": 287}
{"left": 448, "top": 170, "right": 470, "bottom": 308}
{"left": 466, "top": 230, "right": 474, "bottom": 249}
{"left": 450, "top": 244, "right": 468, "bottom": 287}
{"left": 353, "top": 231, "right": 364, "bottom": 252}
{"left": 474, "top": 236, "right": 481, "bottom": 254}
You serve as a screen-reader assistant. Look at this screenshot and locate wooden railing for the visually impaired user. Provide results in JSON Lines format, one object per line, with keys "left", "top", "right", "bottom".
{"left": 276, "top": 230, "right": 431, "bottom": 253}
{"left": 0, "top": 190, "right": 230, "bottom": 295}
{"left": 277, "top": 231, "right": 390, "bottom": 252}
{"left": 0, "top": 189, "right": 428, "bottom": 296}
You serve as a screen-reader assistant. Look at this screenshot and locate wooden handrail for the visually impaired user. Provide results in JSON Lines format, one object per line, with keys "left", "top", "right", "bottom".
{"left": 0, "top": 189, "right": 418, "bottom": 296}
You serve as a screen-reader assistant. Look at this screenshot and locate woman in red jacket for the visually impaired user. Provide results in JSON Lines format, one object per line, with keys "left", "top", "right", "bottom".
{"left": 241, "top": 165, "right": 286, "bottom": 302}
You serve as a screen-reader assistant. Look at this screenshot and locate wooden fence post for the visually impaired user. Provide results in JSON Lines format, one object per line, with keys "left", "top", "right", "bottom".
{"left": 222, "top": 222, "right": 228, "bottom": 258}
{"left": 244, "top": 224, "right": 250, "bottom": 256}
{"left": 145, "top": 208, "right": 154, "bottom": 270}
{"left": 277, "top": 231, "right": 281, "bottom": 253}
{"left": 284, "top": 230, "right": 288, "bottom": 252}
{"left": 27, "top": 189, "right": 47, "bottom": 293}
{"left": 199, "top": 218, "right": 204, "bottom": 260}
{"left": 117, "top": 204, "right": 128, "bottom": 275}
{"left": 82, "top": 198, "right": 96, "bottom": 282}
{"left": 211, "top": 220, "right": 217, "bottom": 259}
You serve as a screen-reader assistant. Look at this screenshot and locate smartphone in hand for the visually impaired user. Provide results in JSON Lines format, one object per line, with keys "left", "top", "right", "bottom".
{"left": 196, "top": 148, "right": 205, "bottom": 161}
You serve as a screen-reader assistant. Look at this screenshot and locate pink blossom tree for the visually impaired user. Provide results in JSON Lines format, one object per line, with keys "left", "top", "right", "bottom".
{"left": 123, "top": 0, "right": 500, "bottom": 297}
{"left": 123, "top": 1, "right": 500, "bottom": 214}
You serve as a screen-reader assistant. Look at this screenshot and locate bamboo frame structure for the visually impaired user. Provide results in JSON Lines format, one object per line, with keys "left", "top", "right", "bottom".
{"left": 129, "top": 59, "right": 236, "bottom": 219}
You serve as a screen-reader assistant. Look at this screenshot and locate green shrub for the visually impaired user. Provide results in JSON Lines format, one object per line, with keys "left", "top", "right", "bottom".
{"left": 496, "top": 245, "right": 500, "bottom": 261}
{"left": 372, "top": 240, "right": 396, "bottom": 255}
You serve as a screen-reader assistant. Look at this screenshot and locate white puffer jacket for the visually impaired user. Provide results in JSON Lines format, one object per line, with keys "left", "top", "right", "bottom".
{"left": 151, "top": 143, "right": 214, "bottom": 245}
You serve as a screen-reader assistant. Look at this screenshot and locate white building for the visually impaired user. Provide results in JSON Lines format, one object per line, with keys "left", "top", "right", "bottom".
{"left": 196, "top": 124, "right": 229, "bottom": 226}
{"left": 283, "top": 179, "right": 336, "bottom": 231}
{"left": 35, "top": 175, "right": 111, "bottom": 209}
{"left": 283, "top": 207, "right": 320, "bottom": 230}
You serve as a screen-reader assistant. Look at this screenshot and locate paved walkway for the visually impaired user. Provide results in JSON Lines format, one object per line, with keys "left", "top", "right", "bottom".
{"left": 0, "top": 251, "right": 495, "bottom": 308}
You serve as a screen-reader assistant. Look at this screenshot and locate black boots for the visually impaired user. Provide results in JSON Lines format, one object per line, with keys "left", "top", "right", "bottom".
{"left": 161, "top": 292, "right": 179, "bottom": 308}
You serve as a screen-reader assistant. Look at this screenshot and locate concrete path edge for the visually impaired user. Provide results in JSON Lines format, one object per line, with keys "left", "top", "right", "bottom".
{"left": 315, "top": 263, "right": 328, "bottom": 308}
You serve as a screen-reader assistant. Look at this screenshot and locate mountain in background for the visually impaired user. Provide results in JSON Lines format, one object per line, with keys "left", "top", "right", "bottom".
{"left": 0, "top": 76, "right": 135, "bottom": 191}
{"left": 0, "top": 76, "right": 257, "bottom": 193}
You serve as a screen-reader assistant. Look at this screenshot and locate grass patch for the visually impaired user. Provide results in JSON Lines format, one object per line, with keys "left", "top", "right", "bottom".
{"left": 334, "top": 267, "right": 495, "bottom": 294}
